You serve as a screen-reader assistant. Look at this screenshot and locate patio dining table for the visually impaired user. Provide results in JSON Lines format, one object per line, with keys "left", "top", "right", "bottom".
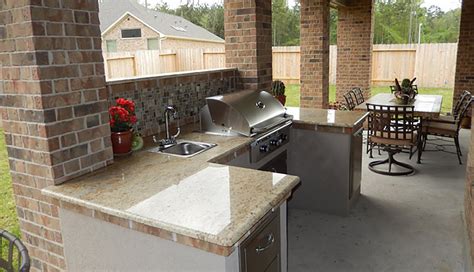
{"left": 355, "top": 93, "right": 443, "bottom": 118}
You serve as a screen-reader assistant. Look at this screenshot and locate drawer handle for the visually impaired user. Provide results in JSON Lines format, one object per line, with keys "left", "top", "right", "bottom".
{"left": 255, "top": 233, "right": 275, "bottom": 254}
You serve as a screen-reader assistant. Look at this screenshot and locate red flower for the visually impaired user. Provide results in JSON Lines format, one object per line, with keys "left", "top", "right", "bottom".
{"left": 109, "top": 98, "right": 137, "bottom": 132}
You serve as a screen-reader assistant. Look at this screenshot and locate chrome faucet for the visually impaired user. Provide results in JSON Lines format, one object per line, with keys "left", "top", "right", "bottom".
{"left": 154, "top": 105, "right": 180, "bottom": 148}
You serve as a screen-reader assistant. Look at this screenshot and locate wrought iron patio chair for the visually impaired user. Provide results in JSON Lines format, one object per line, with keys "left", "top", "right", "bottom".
{"left": 423, "top": 93, "right": 472, "bottom": 164}
{"left": 352, "top": 87, "right": 365, "bottom": 105}
{"left": 428, "top": 90, "right": 471, "bottom": 124}
{"left": 343, "top": 91, "right": 356, "bottom": 111}
{"left": 366, "top": 103, "right": 422, "bottom": 175}
{"left": 0, "top": 229, "right": 30, "bottom": 272}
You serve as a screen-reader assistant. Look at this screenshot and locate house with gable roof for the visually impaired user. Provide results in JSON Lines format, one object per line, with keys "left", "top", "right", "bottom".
{"left": 99, "top": 0, "right": 224, "bottom": 52}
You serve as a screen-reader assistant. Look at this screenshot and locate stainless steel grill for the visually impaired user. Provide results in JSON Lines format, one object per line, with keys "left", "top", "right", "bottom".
{"left": 200, "top": 90, "right": 292, "bottom": 163}
{"left": 200, "top": 90, "right": 292, "bottom": 137}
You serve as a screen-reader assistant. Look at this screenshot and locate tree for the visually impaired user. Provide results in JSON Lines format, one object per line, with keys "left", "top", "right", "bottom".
{"left": 373, "top": 0, "right": 460, "bottom": 44}
{"left": 153, "top": 2, "right": 225, "bottom": 38}
{"left": 153, "top": 0, "right": 460, "bottom": 45}
{"left": 272, "top": 0, "right": 300, "bottom": 46}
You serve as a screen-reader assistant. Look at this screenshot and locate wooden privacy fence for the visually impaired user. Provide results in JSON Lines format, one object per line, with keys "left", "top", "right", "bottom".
{"left": 371, "top": 44, "right": 457, "bottom": 88}
{"left": 104, "top": 44, "right": 457, "bottom": 88}
{"left": 271, "top": 44, "right": 458, "bottom": 88}
{"left": 104, "top": 48, "right": 225, "bottom": 79}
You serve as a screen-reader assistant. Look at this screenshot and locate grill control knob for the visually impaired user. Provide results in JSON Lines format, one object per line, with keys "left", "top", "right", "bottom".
{"left": 270, "top": 139, "right": 282, "bottom": 146}
{"left": 281, "top": 134, "right": 288, "bottom": 141}
{"left": 260, "top": 145, "right": 269, "bottom": 153}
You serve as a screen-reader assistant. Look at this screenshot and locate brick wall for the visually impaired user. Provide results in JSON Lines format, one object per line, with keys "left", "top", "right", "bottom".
{"left": 0, "top": 1, "right": 113, "bottom": 271}
{"left": 458, "top": 0, "right": 474, "bottom": 263}
{"left": 336, "top": 0, "right": 374, "bottom": 103}
{"left": 160, "top": 38, "right": 224, "bottom": 50}
{"left": 300, "top": 0, "right": 330, "bottom": 109}
{"left": 224, "top": 0, "right": 273, "bottom": 91}
{"left": 454, "top": 0, "right": 474, "bottom": 110}
{"left": 107, "top": 68, "right": 239, "bottom": 137}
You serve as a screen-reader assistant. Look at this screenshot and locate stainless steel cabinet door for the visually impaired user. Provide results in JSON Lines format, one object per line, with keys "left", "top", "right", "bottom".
{"left": 240, "top": 211, "right": 280, "bottom": 272}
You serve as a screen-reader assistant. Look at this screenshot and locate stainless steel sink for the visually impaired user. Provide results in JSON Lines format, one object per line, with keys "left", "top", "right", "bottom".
{"left": 149, "top": 141, "right": 217, "bottom": 158}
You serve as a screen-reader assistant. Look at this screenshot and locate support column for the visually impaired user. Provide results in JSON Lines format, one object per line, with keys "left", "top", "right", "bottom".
{"left": 300, "top": 0, "right": 330, "bottom": 108}
{"left": 454, "top": 0, "right": 474, "bottom": 107}
{"left": 0, "top": 1, "right": 113, "bottom": 270}
{"left": 224, "top": 0, "right": 273, "bottom": 91}
{"left": 457, "top": 0, "right": 474, "bottom": 265}
{"left": 336, "top": 0, "right": 374, "bottom": 102}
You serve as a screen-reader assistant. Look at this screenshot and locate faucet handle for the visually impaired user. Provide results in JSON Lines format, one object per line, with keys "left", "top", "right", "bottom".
{"left": 173, "top": 127, "right": 181, "bottom": 139}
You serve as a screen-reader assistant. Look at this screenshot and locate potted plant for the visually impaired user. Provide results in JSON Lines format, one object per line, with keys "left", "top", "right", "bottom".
{"left": 394, "top": 77, "right": 417, "bottom": 105}
{"left": 271, "top": 80, "right": 286, "bottom": 105}
{"left": 109, "top": 98, "right": 137, "bottom": 155}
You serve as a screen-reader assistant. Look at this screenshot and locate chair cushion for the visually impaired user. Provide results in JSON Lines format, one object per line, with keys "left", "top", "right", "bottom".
{"left": 424, "top": 121, "right": 457, "bottom": 137}
{"left": 370, "top": 131, "right": 418, "bottom": 146}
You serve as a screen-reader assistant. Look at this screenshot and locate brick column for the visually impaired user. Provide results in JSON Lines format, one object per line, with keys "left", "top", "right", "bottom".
{"left": 336, "top": 0, "right": 374, "bottom": 102}
{"left": 300, "top": 0, "right": 330, "bottom": 108}
{"left": 454, "top": 0, "right": 474, "bottom": 109}
{"left": 457, "top": 0, "right": 474, "bottom": 264}
{"left": 224, "top": 0, "right": 272, "bottom": 91}
{"left": 0, "top": 1, "right": 113, "bottom": 271}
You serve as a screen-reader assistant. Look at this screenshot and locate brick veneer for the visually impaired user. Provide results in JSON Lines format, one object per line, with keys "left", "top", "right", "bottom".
{"left": 107, "top": 69, "right": 238, "bottom": 137}
{"left": 454, "top": 0, "right": 474, "bottom": 111}
{"left": 0, "top": 1, "right": 113, "bottom": 271}
{"left": 300, "top": 0, "right": 330, "bottom": 109}
{"left": 336, "top": 0, "right": 374, "bottom": 103}
{"left": 458, "top": 0, "right": 474, "bottom": 263}
{"left": 224, "top": 0, "right": 272, "bottom": 91}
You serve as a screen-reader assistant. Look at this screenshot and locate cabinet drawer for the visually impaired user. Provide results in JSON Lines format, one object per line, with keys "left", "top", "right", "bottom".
{"left": 240, "top": 209, "right": 280, "bottom": 272}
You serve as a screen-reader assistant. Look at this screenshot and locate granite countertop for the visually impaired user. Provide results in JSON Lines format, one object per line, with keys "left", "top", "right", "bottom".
{"left": 43, "top": 131, "right": 300, "bottom": 256}
{"left": 287, "top": 107, "right": 368, "bottom": 129}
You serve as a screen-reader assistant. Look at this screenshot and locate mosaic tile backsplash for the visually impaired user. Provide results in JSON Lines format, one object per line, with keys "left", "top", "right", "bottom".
{"left": 106, "top": 69, "right": 239, "bottom": 137}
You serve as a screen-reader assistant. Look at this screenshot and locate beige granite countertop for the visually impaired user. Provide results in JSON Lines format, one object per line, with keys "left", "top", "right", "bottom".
{"left": 43, "top": 131, "right": 300, "bottom": 256}
{"left": 286, "top": 107, "right": 368, "bottom": 133}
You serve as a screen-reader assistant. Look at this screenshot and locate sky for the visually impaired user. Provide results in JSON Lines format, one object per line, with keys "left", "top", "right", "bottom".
{"left": 141, "top": 0, "right": 461, "bottom": 11}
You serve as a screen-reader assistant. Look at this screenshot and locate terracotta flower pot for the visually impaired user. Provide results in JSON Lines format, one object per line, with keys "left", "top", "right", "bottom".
{"left": 275, "top": 95, "right": 286, "bottom": 106}
{"left": 111, "top": 130, "right": 133, "bottom": 154}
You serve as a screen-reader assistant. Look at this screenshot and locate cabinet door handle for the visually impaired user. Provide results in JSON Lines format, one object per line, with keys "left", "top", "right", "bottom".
{"left": 255, "top": 233, "right": 275, "bottom": 254}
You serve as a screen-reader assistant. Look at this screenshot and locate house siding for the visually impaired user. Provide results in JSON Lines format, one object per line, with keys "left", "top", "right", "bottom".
{"left": 161, "top": 38, "right": 224, "bottom": 50}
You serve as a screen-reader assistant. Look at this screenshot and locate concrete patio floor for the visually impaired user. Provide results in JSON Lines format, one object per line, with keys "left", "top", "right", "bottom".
{"left": 288, "top": 129, "right": 472, "bottom": 272}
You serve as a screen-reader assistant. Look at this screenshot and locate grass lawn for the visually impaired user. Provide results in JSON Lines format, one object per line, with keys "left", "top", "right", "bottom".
{"left": 0, "top": 129, "right": 20, "bottom": 260}
{"left": 286, "top": 84, "right": 454, "bottom": 113}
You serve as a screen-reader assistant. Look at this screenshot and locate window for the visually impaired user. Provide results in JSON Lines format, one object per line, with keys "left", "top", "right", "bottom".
{"left": 147, "top": 38, "right": 160, "bottom": 50}
{"left": 106, "top": 40, "right": 117, "bottom": 52}
{"left": 121, "top": 28, "right": 142, "bottom": 38}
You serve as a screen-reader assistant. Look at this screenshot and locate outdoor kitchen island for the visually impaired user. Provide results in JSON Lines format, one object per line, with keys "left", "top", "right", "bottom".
{"left": 41, "top": 105, "right": 367, "bottom": 271}
{"left": 286, "top": 107, "right": 368, "bottom": 215}
{"left": 42, "top": 130, "right": 300, "bottom": 272}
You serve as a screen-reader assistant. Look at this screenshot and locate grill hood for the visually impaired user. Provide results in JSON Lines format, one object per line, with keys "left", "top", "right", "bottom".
{"left": 201, "top": 90, "right": 291, "bottom": 136}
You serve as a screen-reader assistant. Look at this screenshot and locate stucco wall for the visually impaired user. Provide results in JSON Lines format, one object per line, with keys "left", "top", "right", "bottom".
{"left": 102, "top": 14, "right": 160, "bottom": 52}
{"left": 161, "top": 38, "right": 224, "bottom": 50}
